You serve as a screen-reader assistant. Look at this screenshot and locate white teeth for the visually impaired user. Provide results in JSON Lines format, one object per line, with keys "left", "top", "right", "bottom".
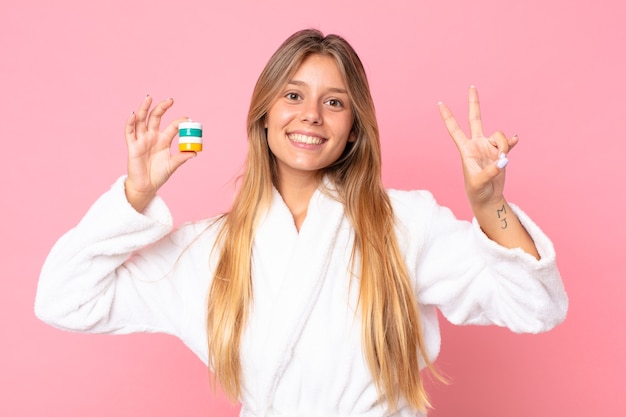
{"left": 288, "top": 133, "right": 325, "bottom": 145}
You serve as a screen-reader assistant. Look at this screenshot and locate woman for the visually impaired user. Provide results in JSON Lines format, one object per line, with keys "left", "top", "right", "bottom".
{"left": 35, "top": 29, "right": 568, "bottom": 416}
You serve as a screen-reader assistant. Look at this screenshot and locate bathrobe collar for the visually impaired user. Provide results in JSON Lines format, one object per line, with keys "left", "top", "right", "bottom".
{"left": 242, "top": 180, "right": 347, "bottom": 416}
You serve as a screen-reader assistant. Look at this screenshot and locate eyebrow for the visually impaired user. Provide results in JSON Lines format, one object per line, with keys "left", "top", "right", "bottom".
{"left": 287, "top": 80, "right": 348, "bottom": 95}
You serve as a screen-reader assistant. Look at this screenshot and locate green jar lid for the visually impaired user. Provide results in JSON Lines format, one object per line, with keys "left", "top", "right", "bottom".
{"left": 179, "top": 128, "right": 202, "bottom": 137}
{"left": 178, "top": 120, "right": 203, "bottom": 137}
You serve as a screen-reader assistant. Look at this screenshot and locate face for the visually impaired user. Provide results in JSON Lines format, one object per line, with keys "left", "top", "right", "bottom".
{"left": 264, "top": 53, "right": 355, "bottom": 180}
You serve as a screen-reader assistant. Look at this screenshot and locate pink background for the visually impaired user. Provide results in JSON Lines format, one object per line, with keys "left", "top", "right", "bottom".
{"left": 2, "top": 0, "right": 624, "bottom": 415}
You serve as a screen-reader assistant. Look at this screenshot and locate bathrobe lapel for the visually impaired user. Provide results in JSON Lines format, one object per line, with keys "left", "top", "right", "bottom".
{"left": 249, "top": 185, "right": 346, "bottom": 415}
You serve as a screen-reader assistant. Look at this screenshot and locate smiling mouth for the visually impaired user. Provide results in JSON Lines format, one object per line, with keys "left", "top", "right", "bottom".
{"left": 288, "top": 133, "right": 327, "bottom": 145}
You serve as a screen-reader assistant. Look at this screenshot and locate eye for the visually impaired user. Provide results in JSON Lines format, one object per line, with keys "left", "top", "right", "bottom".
{"left": 285, "top": 92, "right": 301, "bottom": 101}
{"left": 325, "top": 98, "right": 343, "bottom": 108}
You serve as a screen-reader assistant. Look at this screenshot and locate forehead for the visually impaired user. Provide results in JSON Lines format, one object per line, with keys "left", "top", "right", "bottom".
{"left": 290, "top": 53, "right": 347, "bottom": 89}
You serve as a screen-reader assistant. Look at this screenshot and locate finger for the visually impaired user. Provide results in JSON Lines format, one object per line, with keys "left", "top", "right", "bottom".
{"left": 147, "top": 98, "right": 174, "bottom": 133}
{"left": 468, "top": 85, "right": 484, "bottom": 139}
{"left": 490, "top": 131, "right": 512, "bottom": 170}
{"left": 496, "top": 134, "right": 519, "bottom": 169}
{"left": 508, "top": 134, "right": 520, "bottom": 152}
{"left": 135, "top": 95, "right": 153, "bottom": 136}
{"left": 170, "top": 150, "right": 198, "bottom": 172}
{"left": 125, "top": 111, "right": 137, "bottom": 144}
{"left": 478, "top": 158, "right": 508, "bottom": 189}
{"left": 492, "top": 131, "right": 510, "bottom": 156}
{"left": 438, "top": 101, "right": 467, "bottom": 151}
{"left": 162, "top": 115, "right": 190, "bottom": 143}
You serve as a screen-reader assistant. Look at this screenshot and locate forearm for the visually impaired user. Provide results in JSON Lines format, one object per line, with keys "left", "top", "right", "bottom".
{"left": 472, "top": 198, "right": 540, "bottom": 260}
{"left": 35, "top": 176, "right": 174, "bottom": 331}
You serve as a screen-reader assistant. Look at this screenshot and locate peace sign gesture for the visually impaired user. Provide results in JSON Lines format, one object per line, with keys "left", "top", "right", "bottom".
{"left": 438, "top": 86, "right": 519, "bottom": 208}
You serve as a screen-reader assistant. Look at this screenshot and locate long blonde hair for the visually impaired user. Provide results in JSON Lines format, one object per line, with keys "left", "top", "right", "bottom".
{"left": 207, "top": 29, "right": 440, "bottom": 412}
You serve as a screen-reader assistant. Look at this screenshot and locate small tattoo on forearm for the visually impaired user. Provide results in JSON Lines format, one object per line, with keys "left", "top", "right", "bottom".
{"left": 497, "top": 205, "right": 508, "bottom": 229}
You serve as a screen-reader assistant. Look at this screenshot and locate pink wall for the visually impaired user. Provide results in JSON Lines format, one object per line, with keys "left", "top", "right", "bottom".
{"left": 2, "top": 0, "right": 624, "bottom": 415}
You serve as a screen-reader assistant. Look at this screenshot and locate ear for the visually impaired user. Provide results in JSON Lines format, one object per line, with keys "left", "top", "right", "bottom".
{"left": 348, "top": 128, "right": 357, "bottom": 143}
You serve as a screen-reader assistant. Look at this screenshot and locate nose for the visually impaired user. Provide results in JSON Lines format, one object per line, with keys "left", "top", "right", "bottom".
{"left": 300, "top": 99, "right": 322, "bottom": 125}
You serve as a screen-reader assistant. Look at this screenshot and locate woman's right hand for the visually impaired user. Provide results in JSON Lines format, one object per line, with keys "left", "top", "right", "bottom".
{"left": 124, "top": 96, "right": 196, "bottom": 212}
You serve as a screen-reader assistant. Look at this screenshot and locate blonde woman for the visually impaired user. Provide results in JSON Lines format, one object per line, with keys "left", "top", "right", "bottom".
{"left": 35, "top": 29, "right": 568, "bottom": 416}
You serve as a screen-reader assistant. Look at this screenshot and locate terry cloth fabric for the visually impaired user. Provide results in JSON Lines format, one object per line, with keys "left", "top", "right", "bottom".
{"left": 35, "top": 176, "right": 568, "bottom": 416}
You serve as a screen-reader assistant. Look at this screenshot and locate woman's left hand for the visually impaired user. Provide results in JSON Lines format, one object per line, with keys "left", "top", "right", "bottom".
{"left": 438, "top": 86, "right": 540, "bottom": 258}
{"left": 438, "top": 86, "right": 519, "bottom": 208}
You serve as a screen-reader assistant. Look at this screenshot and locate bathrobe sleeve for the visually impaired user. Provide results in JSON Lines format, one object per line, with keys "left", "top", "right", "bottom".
{"left": 35, "top": 176, "right": 216, "bottom": 343}
{"left": 389, "top": 189, "right": 568, "bottom": 334}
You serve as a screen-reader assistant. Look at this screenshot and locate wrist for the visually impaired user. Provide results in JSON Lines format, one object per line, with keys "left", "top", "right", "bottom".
{"left": 471, "top": 198, "right": 511, "bottom": 237}
{"left": 124, "top": 179, "right": 156, "bottom": 213}
{"left": 470, "top": 195, "right": 506, "bottom": 215}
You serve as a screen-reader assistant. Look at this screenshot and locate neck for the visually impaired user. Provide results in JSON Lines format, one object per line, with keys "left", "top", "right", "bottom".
{"left": 274, "top": 170, "right": 322, "bottom": 231}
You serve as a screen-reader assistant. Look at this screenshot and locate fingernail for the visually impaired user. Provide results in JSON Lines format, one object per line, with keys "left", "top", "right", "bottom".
{"left": 499, "top": 152, "right": 506, "bottom": 159}
{"left": 497, "top": 157, "right": 509, "bottom": 169}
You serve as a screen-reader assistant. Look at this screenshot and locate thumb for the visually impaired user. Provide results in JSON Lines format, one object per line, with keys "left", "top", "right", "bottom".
{"left": 467, "top": 160, "right": 504, "bottom": 193}
{"left": 170, "top": 151, "right": 197, "bottom": 172}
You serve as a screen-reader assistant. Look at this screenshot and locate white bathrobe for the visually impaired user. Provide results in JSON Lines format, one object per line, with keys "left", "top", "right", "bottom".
{"left": 35, "top": 176, "right": 568, "bottom": 417}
